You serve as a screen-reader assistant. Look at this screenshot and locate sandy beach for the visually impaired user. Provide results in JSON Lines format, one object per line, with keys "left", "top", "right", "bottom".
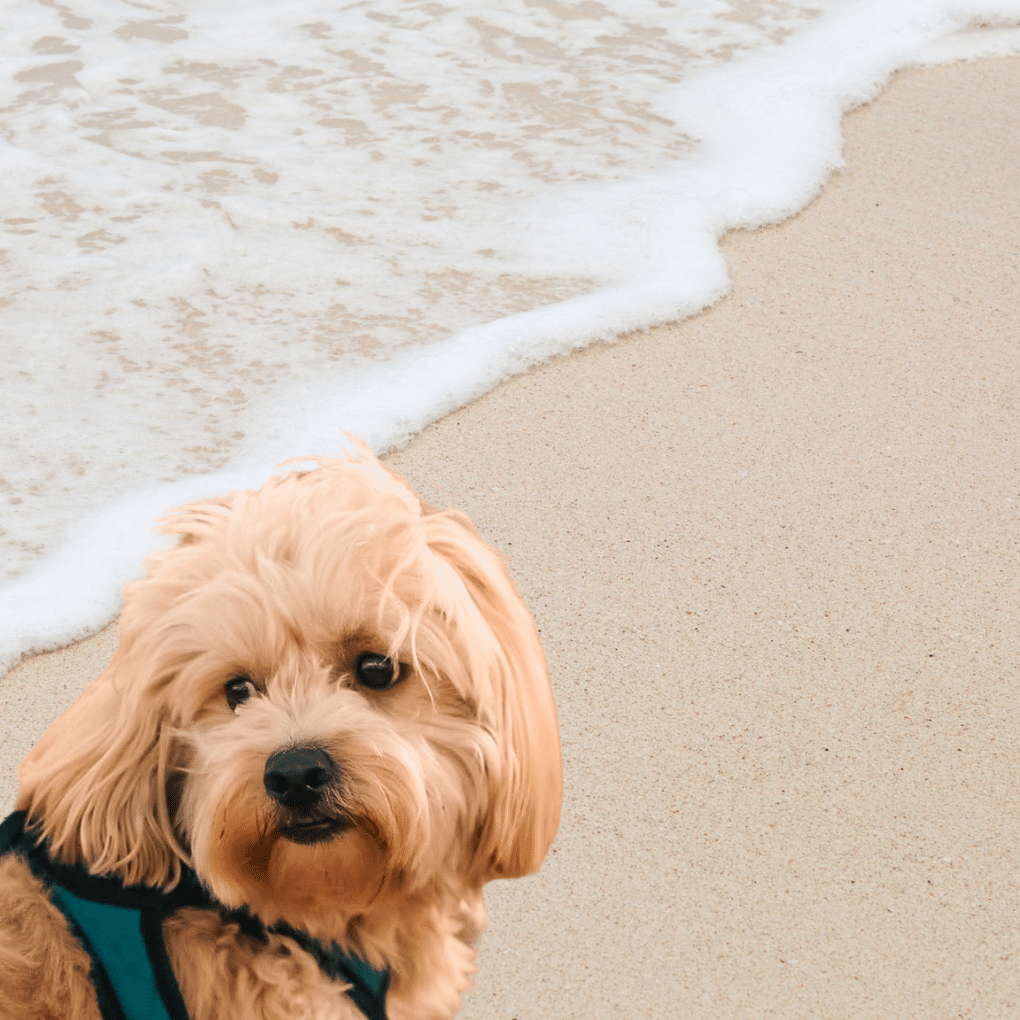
{"left": 4, "top": 55, "right": 1019, "bottom": 1018}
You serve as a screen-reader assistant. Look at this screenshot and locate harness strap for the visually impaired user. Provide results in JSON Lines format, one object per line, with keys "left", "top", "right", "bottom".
{"left": 49, "top": 885, "right": 190, "bottom": 1020}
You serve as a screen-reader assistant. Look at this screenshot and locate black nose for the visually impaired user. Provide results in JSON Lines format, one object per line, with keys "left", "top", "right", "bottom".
{"left": 263, "top": 746, "right": 337, "bottom": 810}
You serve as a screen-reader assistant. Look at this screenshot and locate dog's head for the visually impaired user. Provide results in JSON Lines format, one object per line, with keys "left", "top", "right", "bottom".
{"left": 18, "top": 446, "right": 561, "bottom": 936}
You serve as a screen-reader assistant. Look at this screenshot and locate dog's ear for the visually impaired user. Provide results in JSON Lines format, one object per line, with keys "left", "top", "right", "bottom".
{"left": 423, "top": 511, "right": 562, "bottom": 882}
{"left": 17, "top": 579, "right": 190, "bottom": 889}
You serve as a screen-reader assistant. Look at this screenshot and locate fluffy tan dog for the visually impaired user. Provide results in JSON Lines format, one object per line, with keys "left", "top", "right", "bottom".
{"left": 0, "top": 444, "right": 562, "bottom": 1020}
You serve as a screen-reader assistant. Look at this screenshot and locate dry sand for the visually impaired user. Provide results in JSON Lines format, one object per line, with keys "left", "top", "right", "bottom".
{"left": 3, "top": 56, "right": 1019, "bottom": 1018}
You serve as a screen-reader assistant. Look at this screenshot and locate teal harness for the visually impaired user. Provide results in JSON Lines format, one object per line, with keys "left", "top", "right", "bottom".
{"left": 0, "top": 811, "right": 389, "bottom": 1020}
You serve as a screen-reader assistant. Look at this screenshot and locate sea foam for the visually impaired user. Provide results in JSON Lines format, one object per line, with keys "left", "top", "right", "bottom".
{"left": 2, "top": 0, "right": 1019, "bottom": 672}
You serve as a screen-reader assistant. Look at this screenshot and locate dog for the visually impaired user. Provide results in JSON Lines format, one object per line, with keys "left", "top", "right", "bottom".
{"left": 0, "top": 443, "right": 562, "bottom": 1020}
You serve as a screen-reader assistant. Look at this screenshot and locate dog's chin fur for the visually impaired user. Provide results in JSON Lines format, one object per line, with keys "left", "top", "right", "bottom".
{"left": 0, "top": 443, "right": 562, "bottom": 1020}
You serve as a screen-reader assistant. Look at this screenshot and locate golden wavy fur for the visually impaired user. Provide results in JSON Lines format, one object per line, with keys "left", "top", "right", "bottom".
{"left": 0, "top": 444, "right": 562, "bottom": 1019}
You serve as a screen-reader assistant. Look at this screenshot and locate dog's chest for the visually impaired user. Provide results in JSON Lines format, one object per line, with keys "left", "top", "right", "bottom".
{"left": 165, "top": 908, "right": 377, "bottom": 1020}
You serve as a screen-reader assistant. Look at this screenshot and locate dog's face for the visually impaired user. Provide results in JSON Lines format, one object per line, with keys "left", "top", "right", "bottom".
{"left": 18, "top": 449, "right": 561, "bottom": 940}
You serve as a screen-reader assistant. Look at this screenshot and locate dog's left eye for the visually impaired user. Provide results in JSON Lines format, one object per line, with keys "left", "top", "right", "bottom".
{"left": 355, "top": 653, "right": 400, "bottom": 691}
{"left": 225, "top": 675, "right": 255, "bottom": 711}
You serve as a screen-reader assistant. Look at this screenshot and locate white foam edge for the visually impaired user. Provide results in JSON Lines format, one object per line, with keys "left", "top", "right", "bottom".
{"left": 0, "top": 259, "right": 730, "bottom": 677}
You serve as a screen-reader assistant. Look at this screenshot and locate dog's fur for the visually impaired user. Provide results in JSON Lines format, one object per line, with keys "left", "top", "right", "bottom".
{"left": 0, "top": 445, "right": 562, "bottom": 1019}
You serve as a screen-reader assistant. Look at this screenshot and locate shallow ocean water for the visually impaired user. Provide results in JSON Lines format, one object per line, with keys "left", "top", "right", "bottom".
{"left": 2, "top": 0, "right": 1019, "bottom": 669}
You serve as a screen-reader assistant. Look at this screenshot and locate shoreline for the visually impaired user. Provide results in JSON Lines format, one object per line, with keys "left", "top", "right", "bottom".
{"left": 4, "top": 56, "right": 1020, "bottom": 1018}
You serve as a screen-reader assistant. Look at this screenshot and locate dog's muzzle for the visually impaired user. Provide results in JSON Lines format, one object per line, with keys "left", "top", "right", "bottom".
{"left": 264, "top": 745, "right": 350, "bottom": 844}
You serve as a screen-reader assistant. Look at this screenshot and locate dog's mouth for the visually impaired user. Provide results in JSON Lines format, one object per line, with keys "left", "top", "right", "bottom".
{"left": 279, "top": 815, "right": 352, "bottom": 845}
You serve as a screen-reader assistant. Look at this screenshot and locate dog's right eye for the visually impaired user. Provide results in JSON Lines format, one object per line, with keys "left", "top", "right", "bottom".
{"left": 355, "top": 653, "right": 400, "bottom": 691}
{"left": 225, "top": 675, "right": 254, "bottom": 711}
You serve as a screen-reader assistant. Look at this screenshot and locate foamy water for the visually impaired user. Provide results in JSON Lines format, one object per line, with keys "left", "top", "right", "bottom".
{"left": 2, "top": 0, "right": 1019, "bottom": 672}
